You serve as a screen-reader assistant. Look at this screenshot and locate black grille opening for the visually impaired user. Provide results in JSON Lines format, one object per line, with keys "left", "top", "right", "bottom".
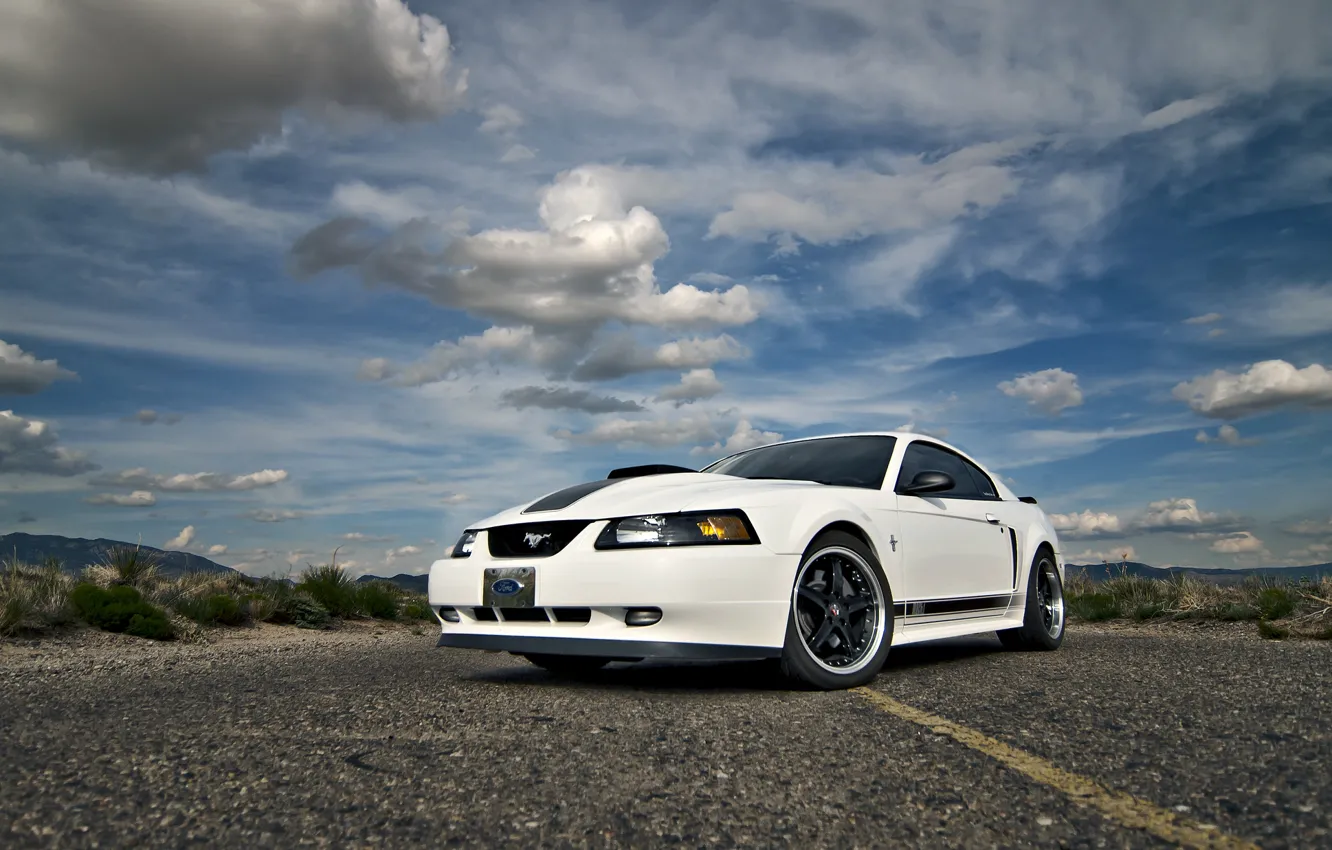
{"left": 499, "top": 608, "right": 550, "bottom": 622}
{"left": 472, "top": 607, "right": 499, "bottom": 621}
{"left": 487, "top": 520, "right": 593, "bottom": 558}
{"left": 550, "top": 607, "right": 592, "bottom": 623}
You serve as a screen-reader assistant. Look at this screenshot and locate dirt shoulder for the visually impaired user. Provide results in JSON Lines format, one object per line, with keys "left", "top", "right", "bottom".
{"left": 0, "top": 619, "right": 431, "bottom": 675}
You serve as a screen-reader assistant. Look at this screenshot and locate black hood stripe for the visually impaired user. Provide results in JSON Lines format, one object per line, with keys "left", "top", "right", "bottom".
{"left": 522, "top": 479, "right": 622, "bottom": 513}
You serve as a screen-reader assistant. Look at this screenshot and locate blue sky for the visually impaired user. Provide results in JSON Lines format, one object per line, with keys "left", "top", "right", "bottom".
{"left": 2, "top": 0, "right": 1331, "bottom": 575}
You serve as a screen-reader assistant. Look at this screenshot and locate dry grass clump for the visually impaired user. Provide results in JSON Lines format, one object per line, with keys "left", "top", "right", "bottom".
{"left": 83, "top": 544, "right": 161, "bottom": 589}
{"left": 1066, "top": 567, "right": 1332, "bottom": 639}
{"left": 1, "top": 558, "right": 77, "bottom": 636}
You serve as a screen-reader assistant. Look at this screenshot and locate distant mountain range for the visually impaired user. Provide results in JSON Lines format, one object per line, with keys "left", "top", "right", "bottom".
{"left": 1, "top": 532, "right": 432, "bottom": 592}
{"left": 355, "top": 572, "right": 428, "bottom": 594}
{"left": 7, "top": 532, "right": 1325, "bottom": 589}
{"left": 1068, "top": 560, "right": 1332, "bottom": 585}
{"left": 1, "top": 532, "right": 236, "bottom": 576}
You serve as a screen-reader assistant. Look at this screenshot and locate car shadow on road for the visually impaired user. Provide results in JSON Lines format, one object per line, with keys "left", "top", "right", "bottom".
{"left": 459, "top": 635, "right": 1006, "bottom": 693}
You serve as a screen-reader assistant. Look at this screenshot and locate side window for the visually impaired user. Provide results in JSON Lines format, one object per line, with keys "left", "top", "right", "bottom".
{"left": 895, "top": 443, "right": 981, "bottom": 498}
{"left": 962, "top": 459, "right": 999, "bottom": 500}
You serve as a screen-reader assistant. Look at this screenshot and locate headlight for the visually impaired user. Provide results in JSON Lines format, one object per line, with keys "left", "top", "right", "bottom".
{"left": 594, "top": 511, "right": 759, "bottom": 549}
{"left": 450, "top": 530, "right": 478, "bottom": 558}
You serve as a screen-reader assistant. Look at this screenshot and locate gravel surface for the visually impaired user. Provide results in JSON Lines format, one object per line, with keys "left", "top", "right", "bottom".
{"left": 2, "top": 622, "right": 1327, "bottom": 848}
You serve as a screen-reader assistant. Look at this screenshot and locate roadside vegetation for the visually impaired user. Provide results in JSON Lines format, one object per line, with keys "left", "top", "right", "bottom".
{"left": 1064, "top": 567, "right": 1332, "bottom": 640}
{"left": 1, "top": 547, "right": 433, "bottom": 640}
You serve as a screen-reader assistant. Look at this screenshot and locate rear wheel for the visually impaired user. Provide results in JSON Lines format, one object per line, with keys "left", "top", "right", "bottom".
{"left": 779, "top": 531, "right": 893, "bottom": 690}
{"left": 998, "top": 551, "right": 1065, "bottom": 651}
{"left": 522, "top": 654, "right": 611, "bottom": 674}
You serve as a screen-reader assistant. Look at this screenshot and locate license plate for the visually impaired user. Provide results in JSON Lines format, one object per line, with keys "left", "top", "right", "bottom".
{"left": 483, "top": 566, "right": 537, "bottom": 608}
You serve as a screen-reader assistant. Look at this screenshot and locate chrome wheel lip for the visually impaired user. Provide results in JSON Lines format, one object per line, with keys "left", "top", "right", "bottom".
{"left": 792, "top": 545, "right": 888, "bottom": 675}
{"left": 1037, "top": 559, "right": 1065, "bottom": 639}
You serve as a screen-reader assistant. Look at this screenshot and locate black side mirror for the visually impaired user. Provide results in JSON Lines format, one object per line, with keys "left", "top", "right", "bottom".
{"left": 901, "top": 470, "right": 954, "bottom": 495}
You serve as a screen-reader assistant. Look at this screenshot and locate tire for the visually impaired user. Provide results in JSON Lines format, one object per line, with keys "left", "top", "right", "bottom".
{"left": 779, "top": 530, "right": 894, "bottom": 690}
{"left": 522, "top": 654, "right": 611, "bottom": 674}
{"left": 998, "top": 550, "right": 1065, "bottom": 651}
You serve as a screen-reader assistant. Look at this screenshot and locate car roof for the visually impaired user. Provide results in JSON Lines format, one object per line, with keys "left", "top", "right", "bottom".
{"left": 706, "top": 431, "right": 1018, "bottom": 500}
{"left": 732, "top": 430, "right": 972, "bottom": 458}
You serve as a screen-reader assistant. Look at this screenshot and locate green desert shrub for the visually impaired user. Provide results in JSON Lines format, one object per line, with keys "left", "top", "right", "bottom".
{"left": 70, "top": 583, "right": 174, "bottom": 640}
{"left": 267, "top": 593, "right": 331, "bottom": 629}
{"left": 1256, "top": 586, "right": 1297, "bottom": 621}
{"left": 286, "top": 594, "right": 332, "bottom": 629}
{"left": 173, "top": 592, "right": 247, "bottom": 626}
{"left": 297, "top": 561, "right": 357, "bottom": 618}
{"left": 402, "top": 599, "right": 434, "bottom": 621}
{"left": 1132, "top": 602, "right": 1168, "bottom": 621}
{"left": 1215, "top": 603, "right": 1258, "bottom": 621}
{"left": 1068, "top": 592, "right": 1121, "bottom": 622}
{"left": 355, "top": 582, "right": 399, "bottom": 620}
{"left": 1257, "top": 619, "right": 1290, "bottom": 640}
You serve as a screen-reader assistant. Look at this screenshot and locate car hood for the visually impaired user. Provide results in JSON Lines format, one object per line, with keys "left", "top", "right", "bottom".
{"left": 469, "top": 473, "right": 826, "bottom": 528}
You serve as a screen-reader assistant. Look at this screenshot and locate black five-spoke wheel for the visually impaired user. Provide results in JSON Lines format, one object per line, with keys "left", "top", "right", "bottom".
{"left": 795, "top": 550, "right": 880, "bottom": 670}
{"left": 780, "top": 531, "right": 893, "bottom": 689}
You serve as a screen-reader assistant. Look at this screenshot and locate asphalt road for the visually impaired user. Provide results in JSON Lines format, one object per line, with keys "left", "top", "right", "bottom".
{"left": 1, "top": 624, "right": 1327, "bottom": 849}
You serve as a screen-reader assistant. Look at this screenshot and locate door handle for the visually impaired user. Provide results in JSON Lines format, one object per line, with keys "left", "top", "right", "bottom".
{"left": 985, "top": 513, "right": 1000, "bottom": 525}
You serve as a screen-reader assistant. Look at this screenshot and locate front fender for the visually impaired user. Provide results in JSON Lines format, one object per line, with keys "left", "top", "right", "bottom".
{"left": 744, "top": 497, "right": 903, "bottom": 603}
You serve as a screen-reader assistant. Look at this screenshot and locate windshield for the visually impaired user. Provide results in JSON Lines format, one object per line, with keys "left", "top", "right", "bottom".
{"left": 702, "top": 435, "right": 898, "bottom": 489}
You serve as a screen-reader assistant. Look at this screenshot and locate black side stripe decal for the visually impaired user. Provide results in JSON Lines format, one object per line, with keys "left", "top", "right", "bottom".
{"left": 893, "top": 594, "right": 1012, "bottom": 618}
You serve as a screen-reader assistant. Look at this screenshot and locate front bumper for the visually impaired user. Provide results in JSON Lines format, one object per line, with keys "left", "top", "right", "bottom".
{"left": 429, "top": 527, "right": 798, "bottom": 658}
{"left": 435, "top": 633, "right": 780, "bottom": 660}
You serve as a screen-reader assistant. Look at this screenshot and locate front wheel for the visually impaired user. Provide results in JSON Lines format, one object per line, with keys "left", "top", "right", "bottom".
{"left": 998, "top": 552, "right": 1065, "bottom": 651}
{"left": 522, "top": 654, "right": 611, "bottom": 675}
{"left": 779, "top": 531, "right": 894, "bottom": 690}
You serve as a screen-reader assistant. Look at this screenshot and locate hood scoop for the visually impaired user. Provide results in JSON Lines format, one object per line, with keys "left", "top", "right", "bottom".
{"left": 607, "top": 464, "right": 696, "bottom": 479}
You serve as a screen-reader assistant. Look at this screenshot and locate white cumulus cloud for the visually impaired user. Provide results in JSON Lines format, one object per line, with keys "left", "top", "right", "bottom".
{"left": 293, "top": 166, "right": 761, "bottom": 385}
{"left": 1195, "top": 424, "right": 1258, "bottom": 446}
{"left": 478, "top": 104, "right": 524, "bottom": 136}
{"left": 656, "top": 369, "right": 725, "bottom": 406}
{"left": 164, "top": 525, "right": 195, "bottom": 550}
{"left": 1208, "top": 531, "right": 1264, "bottom": 555}
{"left": 0, "top": 0, "right": 467, "bottom": 173}
{"left": 91, "top": 467, "right": 288, "bottom": 492}
{"left": 1137, "top": 498, "right": 1221, "bottom": 532}
{"left": 1048, "top": 509, "right": 1124, "bottom": 539}
{"left": 0, "top": 410, "right": 96, "bottom": 476}
{"left": 691, "top": 419, "right": 784, "bottom": 458}
{"left": 573, "top": 335, "right": 748, "bottom": 382}
{"left": 85, "top": 490, "right": 156, "bottom": 507}
{"left": 1173, "top": 360, "right": 1332, "bottom": 419}
{"left": 1067, "top": 546, "right": 1137, "bottom": 564}
{"left": 998, "top": 368, "right": 1084, "bottom": 415}
{"left": 0, "top": 340, "right": 77, "bottom": 395}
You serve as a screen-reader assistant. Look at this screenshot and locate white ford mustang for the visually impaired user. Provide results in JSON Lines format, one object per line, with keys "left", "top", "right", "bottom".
{"left": 429, "top": 432, "right": 1066, "bottom": 690}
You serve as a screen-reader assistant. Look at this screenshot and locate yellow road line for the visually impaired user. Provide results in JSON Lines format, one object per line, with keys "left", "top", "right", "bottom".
{"left": 851, "top": 687, "right": 1259, "bottom": 850}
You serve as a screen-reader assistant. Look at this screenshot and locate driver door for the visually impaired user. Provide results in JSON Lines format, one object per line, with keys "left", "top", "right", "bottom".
{"left": 893, "top": 441, "right": 1014, "bottom": 609}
